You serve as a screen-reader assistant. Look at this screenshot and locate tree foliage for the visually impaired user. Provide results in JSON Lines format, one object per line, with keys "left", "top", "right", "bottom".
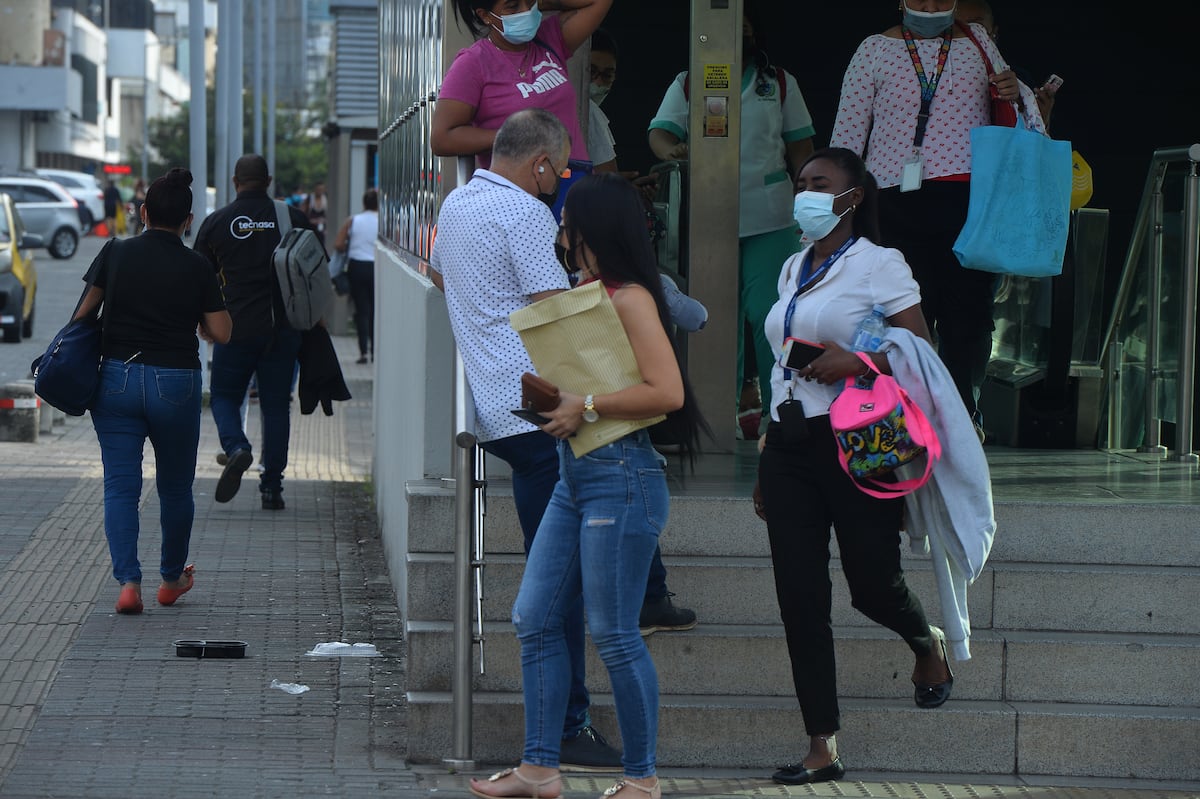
{"left": 135, "top": 84, "right": 329, "bottom": 197}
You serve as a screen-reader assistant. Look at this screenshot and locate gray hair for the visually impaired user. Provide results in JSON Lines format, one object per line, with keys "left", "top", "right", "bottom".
{"left": 493, "top": 108, "right": 569, "bottom": 165}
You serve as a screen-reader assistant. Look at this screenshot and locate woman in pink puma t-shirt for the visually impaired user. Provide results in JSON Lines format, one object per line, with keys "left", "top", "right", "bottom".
{"left": 432, "top": 0, "right": 611, "bottom": 174}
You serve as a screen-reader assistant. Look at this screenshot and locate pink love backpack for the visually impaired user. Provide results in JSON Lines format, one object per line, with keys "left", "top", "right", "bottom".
{"left": 828, "top": 352, "right": 941, "bottom": 498}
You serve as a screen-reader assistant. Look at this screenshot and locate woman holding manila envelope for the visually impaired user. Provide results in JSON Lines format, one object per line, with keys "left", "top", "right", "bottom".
{"left": 472, "top": 173, "right": 709, "bottom": 799}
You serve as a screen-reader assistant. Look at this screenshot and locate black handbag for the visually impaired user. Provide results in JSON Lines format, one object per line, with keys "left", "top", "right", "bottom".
{"left": 31, "top": 239, "right": 118, "bottom": 416}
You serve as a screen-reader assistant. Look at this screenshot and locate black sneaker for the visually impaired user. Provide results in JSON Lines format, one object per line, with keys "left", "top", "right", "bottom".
{"left": 261, "top": 488, "right": 285, "bottom": 510}
{"left": 559, "top": 725, "right": 622, "bottom": 772}
{"left": 215, "top": 449, "right": 253, "bottom": 503}
{"left": 639, "top": 593, "right": 697, "bottom": 637}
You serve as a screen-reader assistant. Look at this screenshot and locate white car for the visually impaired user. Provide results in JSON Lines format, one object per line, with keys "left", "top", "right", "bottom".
{"left": 36, "top": 168, "right": 106, "bottom": 233}
{"left": 0, "top": 176, "right": 84, "bottom": 259}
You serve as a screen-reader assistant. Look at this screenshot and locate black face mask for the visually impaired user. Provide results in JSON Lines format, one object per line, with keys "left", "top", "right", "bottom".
{"left": 537, "top": 159, "right": 561, "bottom": 209}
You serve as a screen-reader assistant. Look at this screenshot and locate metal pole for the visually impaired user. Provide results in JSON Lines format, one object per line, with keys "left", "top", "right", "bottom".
{"left": 447, "top": 353, "right": 478, "bottom": 771}
{"left": 188, "top": 0, "right": 207, "bottom": 231}
{"left": 266, "top": 0, "right": 276, "bottom": 177}
{"left": 1141, "top": 184, "right": 1167, "bottom": 455}
{"left": 446, "top": 152, "right": 480, "bottom": 772}
{"left": 214, "top": 0, "right": 229, "bottom": 209}
{"left": 1173, "top": 143, "right": 1200, "bottom": 463}
{"left": 252, "top": 1, "right": 263, "bottom": 154}
{"left": 142, "top": 39, "right": 152, "bottom": 185}
{"left": 189, "top": 0, "right": 209, "bottom": 394}
{"left": 230, "top": 0, "right": 245, "bottom": 166}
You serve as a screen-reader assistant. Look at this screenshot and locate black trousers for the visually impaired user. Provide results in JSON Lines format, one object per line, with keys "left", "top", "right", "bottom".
{"left": 757, "top": 415, "right": 934, "bottom": 735}
{"left": 878, "top": 181, "right": 996, "bottom": 421}
{"left": 348, "top": 259, "right": 374, "bottom": 358}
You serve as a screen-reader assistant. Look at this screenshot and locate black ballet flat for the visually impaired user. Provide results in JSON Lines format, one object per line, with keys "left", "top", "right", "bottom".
{"left": 914, "top": 625, "right": 954, "bottom": 709}
{"left": 771, "top": 757, "right": 845, "bottom": 785}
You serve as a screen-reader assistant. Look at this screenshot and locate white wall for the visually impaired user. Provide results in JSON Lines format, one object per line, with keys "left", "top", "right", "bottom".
{"left": 373, "top": 244, "right": 456, "bottom": 617}
{"left": 0, "top": 112, "right": 34, "bottom": 171}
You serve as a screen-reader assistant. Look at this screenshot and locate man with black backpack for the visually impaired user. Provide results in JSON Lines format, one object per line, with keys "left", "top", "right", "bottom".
{"left": 193, "top": 154, "right": 313, "bottom": 511}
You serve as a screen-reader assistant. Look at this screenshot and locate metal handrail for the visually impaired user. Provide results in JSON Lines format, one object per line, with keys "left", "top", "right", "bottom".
{"left": 445, "top": 156, "right": 487, "bottom": 771}
{"left": 1103, "top": 144, "right": 1200, "bottom": 461}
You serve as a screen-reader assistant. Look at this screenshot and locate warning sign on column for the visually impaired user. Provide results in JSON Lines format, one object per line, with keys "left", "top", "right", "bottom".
{"left": 703, "top": 64, "right": 731, "bottom": 90}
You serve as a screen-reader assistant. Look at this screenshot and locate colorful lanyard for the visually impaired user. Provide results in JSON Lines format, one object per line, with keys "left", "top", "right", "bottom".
{"left": 781, "top": 237, "right": 856, "bottom": 381}
{"left": 901, "top": 27, "right": 952, "bottom": 148}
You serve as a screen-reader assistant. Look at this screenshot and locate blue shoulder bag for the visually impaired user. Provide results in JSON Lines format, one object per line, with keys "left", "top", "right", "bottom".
{"left": 31, "top": 238, "right": 119, "bottom": 416}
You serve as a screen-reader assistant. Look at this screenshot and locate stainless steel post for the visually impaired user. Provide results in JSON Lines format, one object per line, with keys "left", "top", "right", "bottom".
{"left": 1140, "top": 182, "right": 1167, "bottom": 455}
{"left": 1105, "top": 341, "right": 1123, "bottom": 449}
{"left": 447, "top": 349, "right": 478, "bottom": 772}
{"left": 1173, "top": 144, "right": 1200, "bottom": 463}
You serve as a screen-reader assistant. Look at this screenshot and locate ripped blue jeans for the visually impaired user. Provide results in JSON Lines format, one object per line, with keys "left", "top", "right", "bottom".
{"left": 512, "top": 430, "right": 667, "bottom": 777}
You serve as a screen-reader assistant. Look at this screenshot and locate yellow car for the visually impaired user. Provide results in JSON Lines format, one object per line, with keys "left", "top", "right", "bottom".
{"left": 0, "top": 192, "right": 40, "bottom": 343}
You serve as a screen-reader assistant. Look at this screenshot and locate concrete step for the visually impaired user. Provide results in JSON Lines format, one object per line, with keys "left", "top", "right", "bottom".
{"left": 407, "top": 551, "right": 1200, "bottom": 635}
{"left": 404, "top": 691, "right": 1200, "bottom": 781}
{"left": 402, "top": 485, "right": 1200, "bottom": 781}
{"left": 406, "top": 484, "right": 1200, "bottom": 567}
{"left": 406, "top": 622, "right": 1198, "bottom": 707}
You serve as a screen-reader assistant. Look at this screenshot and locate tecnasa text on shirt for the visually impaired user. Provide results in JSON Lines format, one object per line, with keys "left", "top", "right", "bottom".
{"left": 230, "top": 216, "right": 277, "bottom": 239}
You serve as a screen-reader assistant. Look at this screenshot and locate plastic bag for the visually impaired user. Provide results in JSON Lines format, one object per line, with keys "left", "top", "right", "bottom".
{"left": 1070, "top": 150, "right": 1094, "bottom": 210}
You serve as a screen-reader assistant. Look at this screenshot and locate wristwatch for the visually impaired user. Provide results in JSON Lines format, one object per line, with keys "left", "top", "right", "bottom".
{"left": 582, "top": 394, "right": 599, "bottom": 423}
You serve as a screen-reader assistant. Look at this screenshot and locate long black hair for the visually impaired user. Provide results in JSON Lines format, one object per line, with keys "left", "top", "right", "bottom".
{"left": 799, "top": 147, "right": 882, "bottom": 243}
{"left": 561, "top": 173, "right": 712, "bottom": 461}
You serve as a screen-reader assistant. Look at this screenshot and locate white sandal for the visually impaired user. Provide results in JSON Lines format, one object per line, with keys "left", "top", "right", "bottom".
{"left": 601, "top": 777, "right": 661, "bottom": 799}
{"left": 469, "top": 767, "right": 562, "bottom": 799}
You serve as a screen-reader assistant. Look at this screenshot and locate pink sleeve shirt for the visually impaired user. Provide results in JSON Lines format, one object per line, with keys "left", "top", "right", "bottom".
{"left": 829, "top": 27, "right": 1045, "bottom": 189}
{"left": 438, "top": 16, "right": 588, "bottom": 169}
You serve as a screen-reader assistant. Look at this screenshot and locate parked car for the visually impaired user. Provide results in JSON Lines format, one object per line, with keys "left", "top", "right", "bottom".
{"left": 36, "top": 168, "right": 106, "bottom": 233}
{"left": 0, "top": 176, "right": 83, "bottom": 259}
{"left": 0, "top": 192, "right": 40, "bottom": 343}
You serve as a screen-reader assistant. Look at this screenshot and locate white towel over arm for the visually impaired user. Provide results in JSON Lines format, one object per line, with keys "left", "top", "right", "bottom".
{"left": 882, "top": 328, "right": 997, "bottom": 661}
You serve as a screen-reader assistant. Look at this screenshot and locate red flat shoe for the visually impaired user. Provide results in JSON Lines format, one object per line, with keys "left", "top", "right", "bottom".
{"left": 116, "top": 584, "right": 143, "bottom": 614}
{"left": 157, "top": 564, "right": 195, "bottom": 606}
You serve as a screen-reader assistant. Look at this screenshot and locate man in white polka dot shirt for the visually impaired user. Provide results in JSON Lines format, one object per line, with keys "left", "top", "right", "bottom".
{"left": 431, "top": 108, "right": 697, "bottom": 771}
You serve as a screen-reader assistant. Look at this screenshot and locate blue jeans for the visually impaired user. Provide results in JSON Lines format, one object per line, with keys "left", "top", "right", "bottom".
{"left": 513, "top": 430, "right": 667, "bottom": 775}
{"left": 210, "top": 330, "right": 302, "bottom": 494}
{"left": 480, "top": 430, "right": 674, "bottom": 740}
{"left": 90, "top": 360, "right": 202, "bottom": 585}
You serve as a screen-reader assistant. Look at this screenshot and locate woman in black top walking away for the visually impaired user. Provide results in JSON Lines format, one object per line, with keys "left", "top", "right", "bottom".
{"left": 75, "top": 168, "right": 232, "bottom": 614}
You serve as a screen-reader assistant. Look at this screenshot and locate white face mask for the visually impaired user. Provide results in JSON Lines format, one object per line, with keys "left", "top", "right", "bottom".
{"left": 588, "top": 82, "right": 610, "bottom": 105}
{"left": 792, "top": 188, "right": 855, "bottom": 241}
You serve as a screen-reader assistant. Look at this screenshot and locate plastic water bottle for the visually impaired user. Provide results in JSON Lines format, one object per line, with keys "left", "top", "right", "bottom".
{"left": 851, "top": 304, "right": 888, "bottom": 352}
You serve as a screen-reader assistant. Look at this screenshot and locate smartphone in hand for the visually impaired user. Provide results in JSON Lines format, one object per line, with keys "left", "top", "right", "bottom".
{"left": 783, "top": 337, "right": 825, "bottom": 371}
{"left": 511, "top": 408, "right": 551, "bottom": 425}
{"left": 1041, "top": 74, "right": 1064, "bottom": 95}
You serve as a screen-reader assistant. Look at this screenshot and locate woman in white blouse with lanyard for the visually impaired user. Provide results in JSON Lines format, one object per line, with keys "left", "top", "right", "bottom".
{"left": 754, "top": 148, "right": 952, "bottom": 785}
{"left": 828, "top": 0, "right": 1044, "bottom": 439}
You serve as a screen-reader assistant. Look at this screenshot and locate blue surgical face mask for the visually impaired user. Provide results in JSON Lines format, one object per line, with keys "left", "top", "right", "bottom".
{"left": 903, "top": 2, "right": 956, "bottom": 38}
{"left": 792, "top": 188, "right": 856, "bottom": 241}
{"left": 491, "top": 5, "right": 542, "bottom": 45}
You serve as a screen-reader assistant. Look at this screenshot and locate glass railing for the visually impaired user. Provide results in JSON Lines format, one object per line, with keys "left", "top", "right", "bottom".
{"left": 1101, "top": 145, "right": 1200, "bottom": 458}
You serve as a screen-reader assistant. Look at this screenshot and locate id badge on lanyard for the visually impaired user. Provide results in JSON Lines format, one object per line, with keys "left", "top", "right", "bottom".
{"left": 901, "top": 152, "right": 923, "bottom": 193}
